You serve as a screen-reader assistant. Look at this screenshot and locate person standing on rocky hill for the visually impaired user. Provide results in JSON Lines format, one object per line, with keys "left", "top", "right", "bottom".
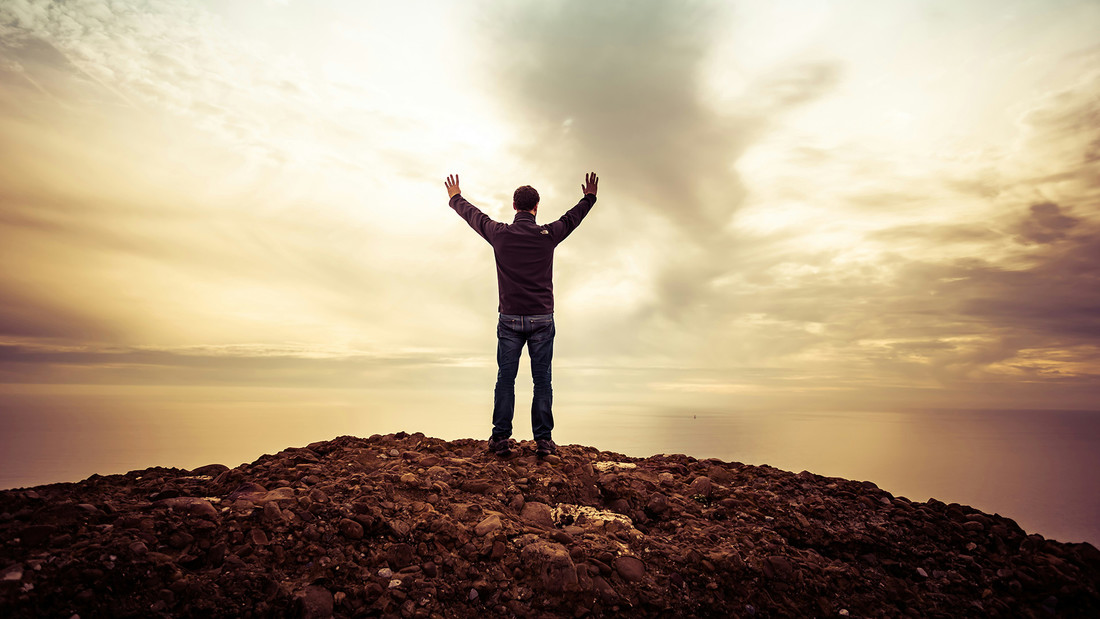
{"left": 445, "top": 172, "right": 599, "bottom": 458}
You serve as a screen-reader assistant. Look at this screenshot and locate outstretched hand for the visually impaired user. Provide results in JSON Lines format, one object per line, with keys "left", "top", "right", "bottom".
{"left": 445, "top": 174, "right": 461, "bottom": 198}
{"left": 581, "top": 172, "right": 598, "bottom": 196}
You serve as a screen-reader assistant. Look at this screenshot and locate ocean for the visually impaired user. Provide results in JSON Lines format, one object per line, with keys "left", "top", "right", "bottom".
{"left": 1, "top": 383, "right": 1097, "bottom": 547}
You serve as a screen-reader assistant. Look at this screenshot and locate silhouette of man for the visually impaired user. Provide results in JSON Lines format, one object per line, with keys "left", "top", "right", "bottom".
{"left": 445, "top": 172, "right": 598, "bottom": 457}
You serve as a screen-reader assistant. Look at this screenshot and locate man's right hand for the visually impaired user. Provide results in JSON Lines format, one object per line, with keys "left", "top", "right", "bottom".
{"left": 445, "top": 174, "right": 461, "bottom": 199}
{"left": 581, "top": 172, "right": 598, "bottom": 197}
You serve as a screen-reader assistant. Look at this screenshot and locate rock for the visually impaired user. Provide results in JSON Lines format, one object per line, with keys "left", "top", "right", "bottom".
{"left": 917, "top": 567, "right": 929, "bottom": 578}
{"left": 689, "top": 476, "right": 713, "bottom": 497}
{"left": 474, "top": 514, "right": 502, "bottom": 536}
{"left": 338, "top": 518, "right": 364, "bottom": 539}
{"left": 550, "top": 530, "right": 574, "bottom": 545}
{"left": 388, "top": 543, "right": 416, "bottom": 569}
{"left": 520, "top": 541, "right": 578, "bottom": 592}
{"left": 614, "top": 556, "right": 645, "bottom": 582}
{"left": 250, "top": 528, "right": 270, "bottom": 546}
{"left": 1, "top": 564, "right": 23, "bottom": 581}
{"left": 226, "top": 482, "right": 267, "bottom": 502}
{"left": 520, "top": 502, "right": 554, "bottom": 528}
{"left": 646, "top": 493, "right": 670, "bottom": 514}
{"left": 658, "top": 472, "right": 676, "bottom": 487}
{"left": 156, "top": 497, "right": 219, "bottom": 519}
{"left": 300, "top": 584, "right": 334, "bottom": 619}
{"left": 462, "top": 480, "right": 492, "bottom": 494}
{"left": 262, "top": 501, "right": 285, "bottom": 523}
{"left": 763, "top": 556, "right": 794, "bottom": 581}
{"left": 190, "top": 464, "right": 229, "bottom": 477}
{"left": 425, "top": 466, "right": 451, "bottom": 482}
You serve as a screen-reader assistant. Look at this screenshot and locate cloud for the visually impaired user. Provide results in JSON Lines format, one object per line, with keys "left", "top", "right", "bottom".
{"left": 0, "top": 0, "right": 320, "bottom": 164}
{"left": 0, "top": 341, "right": 488, "bottom": 388}
{"left": 1013, "top": 202, "right": 1081, "bottom": 244}
{"left": 480, "top": 0, "right": 843, "bottom": 349}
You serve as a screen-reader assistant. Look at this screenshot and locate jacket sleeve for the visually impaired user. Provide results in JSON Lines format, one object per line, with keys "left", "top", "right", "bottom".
{"left": 547, "top": 193, "right": 596, "bottom": 244}
{"left": 449, "top": 194, "right": 500, "bottom": 244}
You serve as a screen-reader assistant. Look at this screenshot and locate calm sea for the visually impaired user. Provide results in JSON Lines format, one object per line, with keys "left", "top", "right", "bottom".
{"left": 1, "top": 384, "right": 1097, "bottom": 547}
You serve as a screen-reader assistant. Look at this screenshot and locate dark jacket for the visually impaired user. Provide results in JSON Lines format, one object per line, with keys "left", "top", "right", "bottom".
{"left": 449, "top": 192, "right": 596, "bottom": 315}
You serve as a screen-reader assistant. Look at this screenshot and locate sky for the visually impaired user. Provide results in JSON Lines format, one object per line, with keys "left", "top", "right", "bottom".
{"left": 2, "top": 0, "right": 1099, "bottom": 415}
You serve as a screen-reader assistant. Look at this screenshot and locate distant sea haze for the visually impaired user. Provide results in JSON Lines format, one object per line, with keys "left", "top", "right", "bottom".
{"left": 1, "top": 383, "right": 1097, "bottom": 548}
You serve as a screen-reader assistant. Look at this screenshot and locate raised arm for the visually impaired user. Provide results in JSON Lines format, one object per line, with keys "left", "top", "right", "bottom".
{"left": 445, "top": 173, "right": 500, "bottom": 244}
{"left": 547, "top": 172, "right": 598, "bottom": 244}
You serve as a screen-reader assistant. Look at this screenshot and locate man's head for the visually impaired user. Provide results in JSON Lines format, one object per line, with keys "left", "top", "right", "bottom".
{"left": 513, "top": 185, "right": 539, "bottom": 213}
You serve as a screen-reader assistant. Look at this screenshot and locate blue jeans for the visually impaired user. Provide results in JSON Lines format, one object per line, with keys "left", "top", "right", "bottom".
{"left": 493, "top": 313, "right": 555, "bottom": 441}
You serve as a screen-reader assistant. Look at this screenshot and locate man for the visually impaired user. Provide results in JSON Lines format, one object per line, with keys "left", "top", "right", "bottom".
{"left": 445, "top": 172, "right": 598, "bottom": 458}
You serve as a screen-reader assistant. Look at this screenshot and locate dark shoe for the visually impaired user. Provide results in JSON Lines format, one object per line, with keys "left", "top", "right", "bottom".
{"left": 535, "top": 439, "right": 557, "bottom": 458}
{"left": 488, "top": 436, "right": 516, "bottom": 457}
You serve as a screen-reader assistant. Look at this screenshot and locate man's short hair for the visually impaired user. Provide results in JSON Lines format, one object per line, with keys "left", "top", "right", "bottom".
{"left": 513, "top": 185, "right": 540, "bottom": 212}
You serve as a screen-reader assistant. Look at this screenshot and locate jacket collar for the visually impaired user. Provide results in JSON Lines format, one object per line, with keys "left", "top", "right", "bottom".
{"left": 512, "top": 211, "right": 536, "bottom": 223}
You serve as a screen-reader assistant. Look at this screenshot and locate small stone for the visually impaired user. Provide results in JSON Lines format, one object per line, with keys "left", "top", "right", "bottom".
{"left": 1, "top": 564, "right": 23, "bottom": 581}
{"left": 468, "top": 588, "right": 479, "bottom": 601}
{"left": 378, "top": 568, "right": 394, "bottom": 578}
{"left": 128, "top": 541, "right": 148, "bottom": 556}
{"left": 474, "top": 514, "right": 502, "bottom": 536}
{"left": 520, "top": 541, "right": 578, "bottom": 592}
{"left": 190, "top": 463, "right": 229, "bottom": 476}
{"left": 250, "top": 528, "right": 270, "bottom": 545}
{"left": 763, "top": 556, "right": 794, "bottom": 581}
{"left": 689, "top": 476, "right": 713, "bottom": 496}
{"left": 916, "top": 567, "right": 929, "bottom": 578}
{"left": 425, "top": 466, "right": 451, "bottom": 482}
{"left": 646, "top": 493, "right": 669, "bottom": 514}
{"left": 338, "top": 518, "right": 364, "bottom": 540}
{"left": 838, "top": 610, "right": 850, "bottom": 617}
{"left": 263, "top": 501, "right": 285, "bottom": 523}
{"left": 257, "top": 487, "right": 297, "bottom": 506}
{"left": 520, "top": 502, "right": 554, "bottom": 527}
{"left": 388, "top": 578, "right": 402, "bottom": 589}
{"left": 300, "top": 584, "right": 334, "bottom": 619}
{"left": 400, "top": 473, "right": 419, "bottom": 486}
{"left": 658, "top": 472, "right": 675, "bottom": 487}
{"left": 388, "top": 543, "right": 416, "bottom": 569}
{"left": 613, "top": 556, "right": 645, "bottom": 582}
{"left": 550, "top": 530, "right": 574, "bottom": 545}
{"left": 156, "top": 497, "right": 219, "bottom": 520}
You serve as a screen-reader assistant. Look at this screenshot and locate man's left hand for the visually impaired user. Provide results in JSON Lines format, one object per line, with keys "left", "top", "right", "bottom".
{"left": 445, "top": 174, "right": 461, "bottom": 198}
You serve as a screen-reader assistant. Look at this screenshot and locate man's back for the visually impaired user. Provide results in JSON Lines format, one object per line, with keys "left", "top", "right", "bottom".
{"left": 448, "top": 190, "right": 596, "bottom": 314}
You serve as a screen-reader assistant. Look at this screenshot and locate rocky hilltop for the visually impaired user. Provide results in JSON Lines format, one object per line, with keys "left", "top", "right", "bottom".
{"left": 1, "top": 432, "right": 1097, "bottom": 618}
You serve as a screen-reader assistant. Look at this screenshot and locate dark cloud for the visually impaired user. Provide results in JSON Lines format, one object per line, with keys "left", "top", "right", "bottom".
{"left": 1013, "top": 202, "right": 1081, "bottom": 244}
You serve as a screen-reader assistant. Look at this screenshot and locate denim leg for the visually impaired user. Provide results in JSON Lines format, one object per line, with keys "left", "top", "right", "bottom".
{"left": 527, "top": 316, "right": 555, "bottom": 441}
{"left": 492, "top": 315, "right": 524, "bottom": 439}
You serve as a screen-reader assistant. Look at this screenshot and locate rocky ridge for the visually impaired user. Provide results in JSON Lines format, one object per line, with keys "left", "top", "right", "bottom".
{"left": 1, "top": 432, "right": 1097, "bottom": 617}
